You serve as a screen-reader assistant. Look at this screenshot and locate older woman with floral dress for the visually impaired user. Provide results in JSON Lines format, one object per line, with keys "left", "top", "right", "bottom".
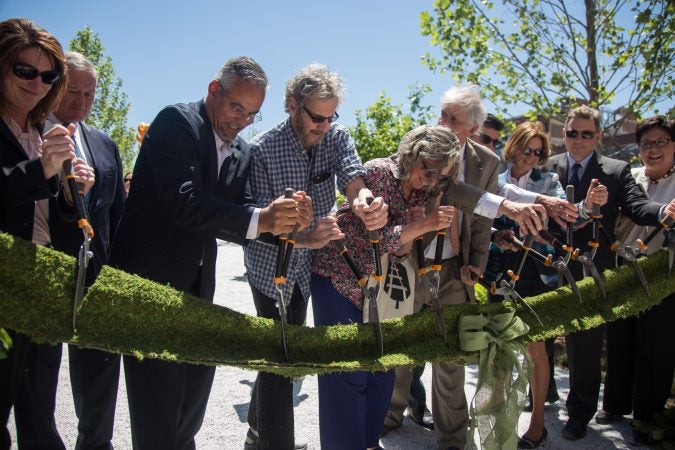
{"left": 310, "top": 125, "right": 461, "bottom": 450}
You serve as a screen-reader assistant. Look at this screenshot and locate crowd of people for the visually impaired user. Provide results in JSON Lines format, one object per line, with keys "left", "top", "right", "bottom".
{"left": 0, "top": 17, "right": 673, "bottom": 450}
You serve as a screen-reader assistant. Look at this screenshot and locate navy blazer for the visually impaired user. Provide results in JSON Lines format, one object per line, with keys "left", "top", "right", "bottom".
{"left": 49, "top": 122, "right": 125, "bottom": 282}
{"left": 0, "top": 119, "right": 60, "bottom": 241}
{"left": 109, "top": 100, "right": 255, "bottom": 301}
{"left": 545, "top": 151, "right": 662, "bottom": 278}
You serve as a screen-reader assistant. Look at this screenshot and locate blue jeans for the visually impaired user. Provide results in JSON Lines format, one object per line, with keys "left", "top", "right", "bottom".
{"left": 311, "top": 274, "right": 395, "bottom": 450}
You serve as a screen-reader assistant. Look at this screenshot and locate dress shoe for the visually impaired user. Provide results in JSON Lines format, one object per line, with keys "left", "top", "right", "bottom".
{"left": 595, "top": 410, "right": 623, "bottom": 424}
{"left": 518, "top": 427, "right": 548, "bottom": 449}
{"left": 243, "top": 428, "right": 307, "bottom": 450}
{"left": 380, "top": 422, "right": 401, "bottom": 438}
{"left": 561, "top": 417, "right": 587, "bottom": 440}
{"left": 407, "top": 406, "right": 434, "bottom": 430}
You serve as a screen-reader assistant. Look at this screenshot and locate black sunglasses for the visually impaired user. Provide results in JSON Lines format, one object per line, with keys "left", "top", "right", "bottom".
{"left": 477, "top": 133, "right": 500, "bottom": 146}
{"left": 124, "top": 178, "right": 132, "bottom": 182}
{"left": 565, "top": 129, "right": 596, "bottom": 140}
{"left": 12, "top": 63, "right": 61, "bottom": 85}
{"left": 523, "top": 147, "right": 545, "bottom": 158}
{"left": 302, "top": 105, "right": 339, "bottom": 124}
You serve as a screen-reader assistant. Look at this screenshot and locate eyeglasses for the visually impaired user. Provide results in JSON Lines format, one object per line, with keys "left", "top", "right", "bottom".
{"left": 522, "top": 147, "right": 545, "bottom": 158}
{"left": 639, "top": 138, "right": 671, "bottom": 150}
{"left": 218, "top": 82, "right": 262, "bottom": 123}
{"left": 302, "top": 105, "right": 339, "bottom": 124}
{"left": 12, "top": 63, "right": 61, "bottom": 85}
{"left": 477, "top": 133, "right": 500, "bottom": 147}
{"left": 421, "top": 161, "right": 451, "bottom": 183}
{"left": 565, "top": 129, "right": 596, "bottom": 140}
{"left": 124, "top": 178, "right": 132, "bottom": 183}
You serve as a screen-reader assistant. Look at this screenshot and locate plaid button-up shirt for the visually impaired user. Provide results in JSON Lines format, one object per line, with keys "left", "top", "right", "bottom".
{"left": 244, "top": 119, "right": 366, "bottom": 302}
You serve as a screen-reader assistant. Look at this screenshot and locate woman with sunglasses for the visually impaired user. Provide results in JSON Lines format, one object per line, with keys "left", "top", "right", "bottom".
{"left": 310, "top": 125, "right": 460, "bottom": 450}
{"left": 482, "top": 121, "right": 565, "bottom": 448}
{"left": 0, "top": 18, "right": 94, "bottom": 449}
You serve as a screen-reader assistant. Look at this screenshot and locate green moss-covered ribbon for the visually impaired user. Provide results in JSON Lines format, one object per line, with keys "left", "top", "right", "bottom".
{"left": 0, "top": 231, "right": 673, "bottom": 378}
{"left": 460, "top": 308, "right": 530, "bottom": 450}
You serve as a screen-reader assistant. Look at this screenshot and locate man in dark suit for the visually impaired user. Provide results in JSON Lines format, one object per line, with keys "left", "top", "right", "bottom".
{"left": 544, "top": 105, "right": 675, "bottom": 441}
{"left": 13, "top": 51, "right": 126, "bottom": 450}
{"left": 108, "top": 56, "right": 310, "bottom": 450}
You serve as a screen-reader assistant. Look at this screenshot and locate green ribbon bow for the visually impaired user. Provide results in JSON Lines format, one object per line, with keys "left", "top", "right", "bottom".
{"left": 459, "top": 307, "right": 531, "bottom": 450}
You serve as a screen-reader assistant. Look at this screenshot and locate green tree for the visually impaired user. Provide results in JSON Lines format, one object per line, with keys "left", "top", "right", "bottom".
{"left": 350, "top": 83, "right": 436, "bottom": 163}
{"left": 420, "top": 0, "right": 674, "bottom": 126}
{"left": 69, "top": 27, "right": 136, "bottom": 171}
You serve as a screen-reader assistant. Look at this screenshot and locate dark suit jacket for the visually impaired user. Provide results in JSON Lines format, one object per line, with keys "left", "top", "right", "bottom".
{"left": 545, "top": 151, "right": 662, "bottom": 278}
{"left": 0, "top": 119, "right": 59, "bottom": 241}
{"left": 49, "top": 122, "right": 126, "bottom": 282}
{"left": 108, "top": 100, "right": 255, "bottom": 301}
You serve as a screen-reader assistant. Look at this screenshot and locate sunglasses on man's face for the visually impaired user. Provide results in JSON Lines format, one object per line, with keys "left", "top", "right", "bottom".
{"left": 12, "top": 63, "right": 61, "bottom": 85}
{"left": 522, "top": 147, "right": 545, "bottom": 158}
{"left": 565, "top": 129, "right": 596, "bottom": 140}
{"left": 302, "top": 105, "right": 339, "bottom": 124}
{"left": 477, "top": 133, "right": 500, "bottom": 146}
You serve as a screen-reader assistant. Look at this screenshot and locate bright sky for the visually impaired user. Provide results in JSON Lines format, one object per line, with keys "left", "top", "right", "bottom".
{"left": 2, "top": 0, "right": 459, "bottom": 138}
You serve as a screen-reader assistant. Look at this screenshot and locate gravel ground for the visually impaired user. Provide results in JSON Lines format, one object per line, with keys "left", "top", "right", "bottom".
{"left": 9, "top": 241, "right": 644, "bottom": 449}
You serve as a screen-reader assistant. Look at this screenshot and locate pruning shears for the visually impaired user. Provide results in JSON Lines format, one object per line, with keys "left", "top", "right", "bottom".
{"left": 63, "top": 157, "right": 94, "bottom": 333}
{"left": 637, "top": 216, "right": 675, "bottom": 274}
{"left": 273, "top": 188, "right": 296, "bottom": 361}
{"left": 477, "top": 234, "right": 544, "bottom": 326}
{"left": 365, "top": 196, "right": 385, "bottom": 356}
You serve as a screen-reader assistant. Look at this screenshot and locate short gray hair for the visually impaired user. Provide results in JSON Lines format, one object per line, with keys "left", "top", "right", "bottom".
{"left": 440, "top": 84, "right": 486, "bottom": 132}
{"left": 397, "top": 125, "right": 461, "bottom": 183}
{"left": 216, "top": 56, "right": 268, "bottom": 92}
{"left": 284, "top": 63, "right": 344, "bottom": 112}
{"left": 65, "top": 51, "right": 97, "bottom": 80}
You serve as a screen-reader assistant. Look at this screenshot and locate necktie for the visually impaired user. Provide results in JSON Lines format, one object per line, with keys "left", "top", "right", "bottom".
{"left": 448, "top": 206, "right": 461, "bottom": 255}
{"left": 569, "top": 162, "right": 582, "bottom": 191}
{"left": 216, "top": 153, "right": 234, "bottom": 197}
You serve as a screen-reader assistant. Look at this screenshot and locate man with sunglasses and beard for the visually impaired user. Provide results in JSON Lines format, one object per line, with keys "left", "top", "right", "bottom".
{"left": 544, "top": 105, "right": 675, "bottom": 442}
{"left": 242, "top": 63, "right": 388, "bottom": 450}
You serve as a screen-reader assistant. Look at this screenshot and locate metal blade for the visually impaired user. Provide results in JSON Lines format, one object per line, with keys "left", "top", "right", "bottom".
{"left": 72, "top": 236, "right": 93, "bottom": 332}
{"left": 423, "top": 272, "right": 446, "bottom": 341}
{"left": 274, "top": 285, "right": 290, "bottom": 361}
{"left": 579, "top": 252, "right": 606, "bottom": 298}
{"left": 498, "top": 280, "right": 543, "bottom": 326}
{"left": 555, "top": 257, "right": 582, "bottom": 302}
{"left": 618, "top": 247, "right": 650, "bottom": 296}
{"left": 367, "top": 285, "right": 384, "bottom": 356}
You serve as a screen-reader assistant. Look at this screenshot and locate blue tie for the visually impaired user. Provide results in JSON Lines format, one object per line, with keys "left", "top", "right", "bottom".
{"left": 569, "top": 163, "right": 582, "bottom": 191}
{"left": 72, "top": 134, "right": 91, "bottom": 207}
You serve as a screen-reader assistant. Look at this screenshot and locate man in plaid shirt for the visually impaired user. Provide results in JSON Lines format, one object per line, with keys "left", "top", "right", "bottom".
{"left": 243, "top": 63, "right": 388, "bottom": 450}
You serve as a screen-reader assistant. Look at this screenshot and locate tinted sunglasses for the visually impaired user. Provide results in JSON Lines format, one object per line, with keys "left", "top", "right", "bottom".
{"left": 124, "top": 177, "right": 132, "bottom": 182}
{"left": 302, "top": 105, "right": 339, "bottom": 124}
{"left": 565, "top": 129, "right": 596, "bottom": 140}
{"left": 477, "top": 133, "right": 500, "bottom": 146}
{"left": 523, "top": 147, "right": 545, "bottom": 158}
{"left": 12, "top": 63, "right": 61, "bottom": 85}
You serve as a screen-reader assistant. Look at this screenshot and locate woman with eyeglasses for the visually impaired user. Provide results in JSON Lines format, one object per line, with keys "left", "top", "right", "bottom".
{"left": 481, "top": 121, "right": 565, "bottom": 448}
{"left": 0, "top": 18, "right": 88, "bottom": 449}
{"left": 598, "top": 115, "right": 675, "bottom": 446}
{"left": 310, "top": 125, "right": 460, "bottom": 450}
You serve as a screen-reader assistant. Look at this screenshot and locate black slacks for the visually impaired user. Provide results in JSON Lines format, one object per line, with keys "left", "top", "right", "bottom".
{"left": 246, "top": 283, "right": 307, "bottom": 450}
{"left": 603, "top": 293, "right": 675, "bottom": 422}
